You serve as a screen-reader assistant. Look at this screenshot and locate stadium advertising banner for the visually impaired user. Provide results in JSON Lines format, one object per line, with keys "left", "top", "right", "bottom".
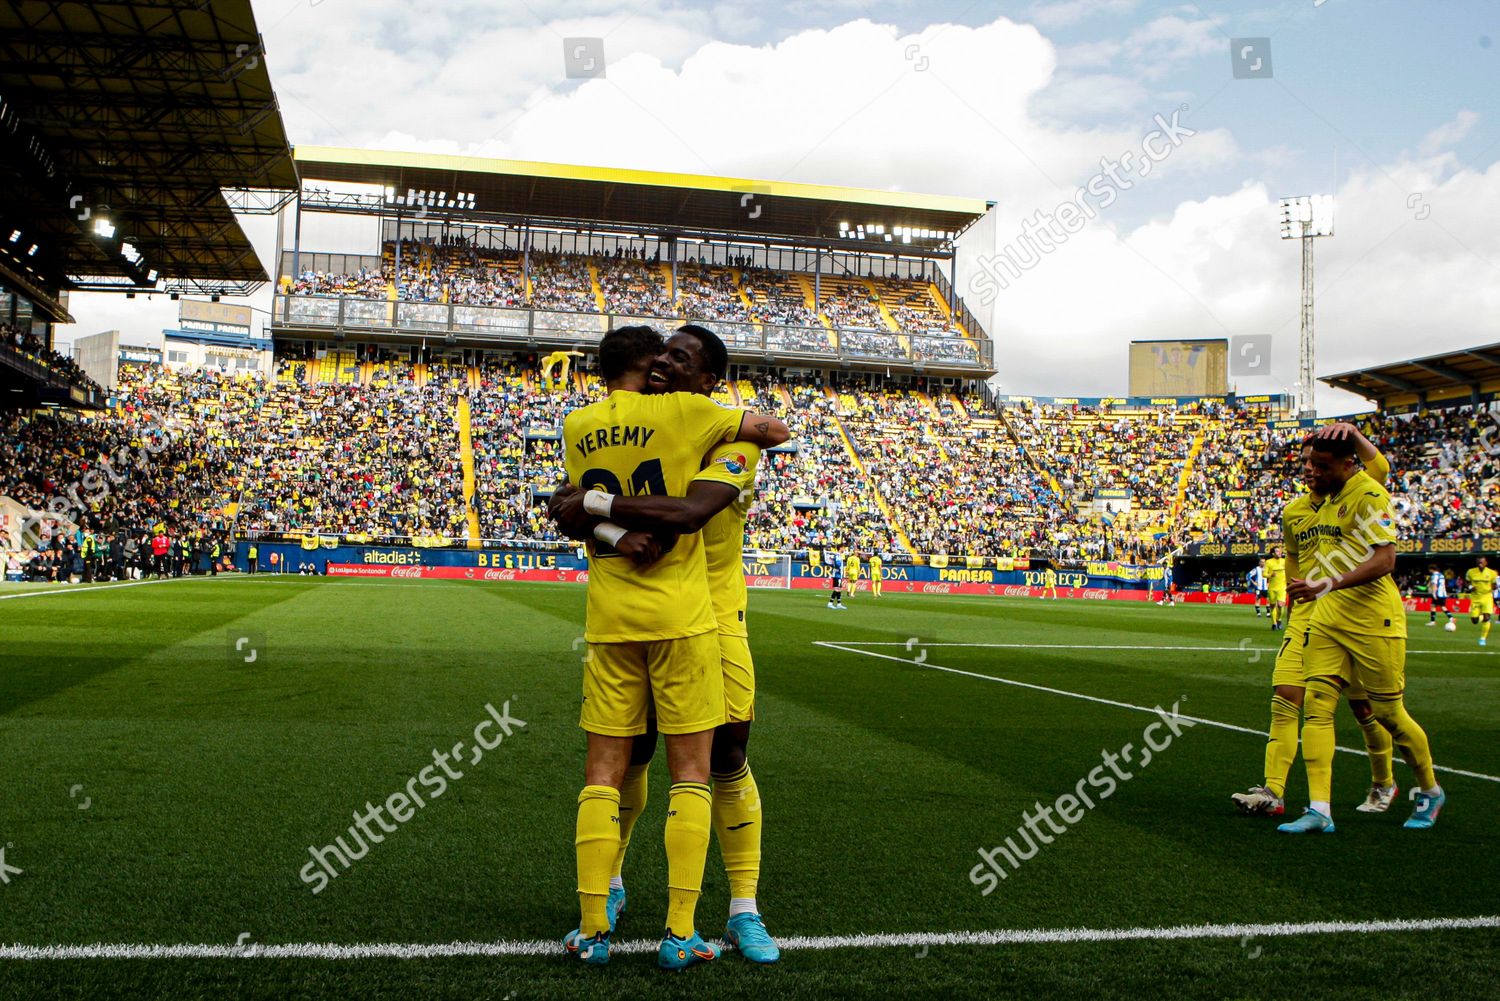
{"left": 243, "top": 543, "right": 1165, "bottom": 593}
{"left": 743, "top": 553, "right": 792, "bottom": 589}
{"left": 1183, "top": 536, "right": 1500, "bottom": 558}
{"left": 1127, "top": 339, "right": 1229, "bottom": 397}
{"left": 999, "top": 391, "right": 1286, "bottom": 410}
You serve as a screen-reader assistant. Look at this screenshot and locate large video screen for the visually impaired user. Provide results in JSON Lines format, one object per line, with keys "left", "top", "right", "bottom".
{"left": 1128, "top": 339, "right": 1228, "bottom": 397}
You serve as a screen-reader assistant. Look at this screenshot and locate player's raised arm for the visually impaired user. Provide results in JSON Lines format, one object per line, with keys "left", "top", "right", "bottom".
{"left": 733, "top": 411, "right": 790, "bottom": 448}
{"left": 1313, "top": 421, "right": 1388, "bottom": 484}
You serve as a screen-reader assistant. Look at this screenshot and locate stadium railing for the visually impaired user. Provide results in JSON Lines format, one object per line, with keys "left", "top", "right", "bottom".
{"left": 272, "top": 294, "right": 992, "bottom": 370}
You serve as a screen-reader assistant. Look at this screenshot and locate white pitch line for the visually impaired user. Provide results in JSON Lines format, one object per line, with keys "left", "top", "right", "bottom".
{"left": 0, "top": 577, "right": 221, "bottom": 602}
{"left": 814, "top": 641, "right": 1500, "bottom": 785}
{"left": 2, "top": 914, "right": 1496, "bottom": 961}
{"left": 840, "top": 641, "right": 1494, "bottom": 656}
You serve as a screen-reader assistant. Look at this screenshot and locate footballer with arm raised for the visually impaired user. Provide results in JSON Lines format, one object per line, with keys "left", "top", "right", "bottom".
{"left": 552, "top": 325, "right": 786, "bottom": 969}
{"left": 551, "top": 325, "right": 787, "bottom": 962}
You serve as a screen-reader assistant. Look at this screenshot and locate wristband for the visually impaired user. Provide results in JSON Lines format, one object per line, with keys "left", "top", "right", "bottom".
{"left": 582, "top": 491, "right": 616, "bottom": 518}
{"left": 593, "top": 522, "right": 628, "bottom": 547}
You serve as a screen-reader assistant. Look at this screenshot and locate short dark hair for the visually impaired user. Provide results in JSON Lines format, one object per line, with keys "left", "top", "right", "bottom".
{"left": 1306, "top": 433, "right": 1355, "bottom": 459}
{"left": 676, "top": 324, "right": 728, "bottom": 380}
{"left": 598, "top": 325, "right": 664, "bottom": 382}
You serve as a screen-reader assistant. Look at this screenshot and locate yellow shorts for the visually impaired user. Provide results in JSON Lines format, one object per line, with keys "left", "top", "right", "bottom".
{"left": 1303, "top": 624, "right": 1404, "bottom": 698}
{"left": 720, "top": 633, "right": 756, "bottom": 723}
{"left": 1271, "top": 622, "right": 1309, "bottom": 688}
{"left": 1268, "top": 588, "right": 1286, "bottom": 608}
{"left": 1471, "top": 598, "right": 1495, "bottom": 618}
{"left": 582, "top": 632, "right": 724, "bottom": 737}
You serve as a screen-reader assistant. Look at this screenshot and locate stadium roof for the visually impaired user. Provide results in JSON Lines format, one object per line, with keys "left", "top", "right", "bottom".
{"left": 0, "top": 0, "right": 297, "bottom": 304}
{"left": 1322, "top": 341, "right": 1500, "bottom": 408}
{"left": 294, "top": 146, "right": 991, "bottom": 249}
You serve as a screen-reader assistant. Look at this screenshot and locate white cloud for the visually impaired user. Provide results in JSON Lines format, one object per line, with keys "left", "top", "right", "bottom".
{"left": 54, "top": 8, "right": 1500, "bottom": 420}
{"left": 1120, "top": 15, "right": 1223, "bottom": 80}
{"left": 1030, "top": 72, "right": 1150, "bottom": 120}
{"left": 1418, "top": 110, "right": 1479, "bottom": 157}
{"left": 967, "top": 156, "right": 1500, "bottom": 413}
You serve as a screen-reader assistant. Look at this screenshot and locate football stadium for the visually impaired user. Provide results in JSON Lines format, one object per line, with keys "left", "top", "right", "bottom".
{"left": 2, "top": 2, "right": 1499, "bottom": 998}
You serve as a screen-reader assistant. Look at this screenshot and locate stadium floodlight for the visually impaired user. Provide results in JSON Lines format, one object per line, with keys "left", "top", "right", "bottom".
{"left": 1278, "top": 194, "right": 1334, "bottom": 418}
{"left": 1278, "top": 195, "right": 1334, "bottom": 239}
{"left": 93, "top": 217, "right": 115, "bottom": 238}
{"left": 7, "top": 229, "right": 19, "bottom": 242}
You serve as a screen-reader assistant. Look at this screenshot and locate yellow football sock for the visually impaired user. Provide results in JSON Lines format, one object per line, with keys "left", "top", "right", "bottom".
{"left": 1300, "top": 680, "right": 1340, "bottom": 805}
{"left": 612, "top": 764, "right": 649, "bottom": 880}
{"left": 575, "top": 785, "right": 620, "bottom": 936}
{"left": 664, "top": 782, "right": 713, "bottom": 938}
{"left": 1271, "top": 603, "right": 1283, "bottom": 626}
{"left": 1483, "top": 620, "right": 1493, "bottom": 641}
{"left": 1263, "top": 694, "right": 1301, "bottom": 799}
{"left": 1355, "top": 714, "right": 1394, "bottom": 787}
{"left": 1369, "top": 693, "right": 1438, "bottom": 790}
{"left": 711, "top": 762, "right": 762, "bottom": 901}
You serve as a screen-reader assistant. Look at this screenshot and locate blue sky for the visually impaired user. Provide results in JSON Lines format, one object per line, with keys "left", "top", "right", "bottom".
{"left": 62, "top": 0, "right": 1499, "bottom": 411}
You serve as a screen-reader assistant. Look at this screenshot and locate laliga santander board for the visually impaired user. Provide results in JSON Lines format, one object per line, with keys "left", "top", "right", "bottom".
{"left": 321, "top": 565, "right": 1471, "bottom": 611}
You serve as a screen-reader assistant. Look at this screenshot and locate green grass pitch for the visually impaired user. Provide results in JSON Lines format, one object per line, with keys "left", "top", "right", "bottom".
{"left": 1, "top": 577, "right": 1498, "bottom": 999}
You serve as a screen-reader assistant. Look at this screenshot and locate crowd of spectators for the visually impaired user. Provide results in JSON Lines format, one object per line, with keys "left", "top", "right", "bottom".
{"left": 468, "top": 355, "right": 583, "bottom": 543}
{"left": 1009, "top": 401, "right": 1194, "bottom": 510}
{"left": 3, "top": 323, "right": 103, "bottom": 393}
{"left": 6, "top": 340, "right": 1498, "bottom": 570}
{"left": 1367, "top": 406, "right": 1500, "bottom": 539}
{"left": 235, "top": 363, "right": 467, "bottom": 541}
{"left": 284, "top": 246, "right": 986, "bottom": 365}
{"left": 674, "top": 263, "right": 752, "bottom": 322}
{"left": 738, "top": 378, "right": 905, "bottom": 554}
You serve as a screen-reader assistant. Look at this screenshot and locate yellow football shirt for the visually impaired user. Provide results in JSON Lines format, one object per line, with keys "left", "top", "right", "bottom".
{"left": 846, "top": 555, "right": 862, "bottom": 581}
{"left": 1280, "top": 448, "right": 1387, "bottom": 626}
{"left": 564, "top": 390, "right": 742, "bottom": 643}
{"left": 1467, "top": 566, "right": 1498, "bottom": 598}
{"left": 1265, "top": 557, "right": 1287, "bottom": 590}
{"left": 692, "top": 441, "right": 763, "bottom": 638}
{"left": 1302, "top": 470, "right": 1405, "bottom": 637}
{"left": 1282, "top": 493, "right": 1320, "bottom": 627}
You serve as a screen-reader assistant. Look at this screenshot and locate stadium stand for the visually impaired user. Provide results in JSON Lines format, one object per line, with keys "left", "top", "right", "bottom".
{"left": 3, "top": 323, "right": 104, "bottom": 394}
{"left": 4, "top": 345, "right": 1499, "bottom": 570}
{"left": 283, "top": 245, "right": 989, "bottom": 364}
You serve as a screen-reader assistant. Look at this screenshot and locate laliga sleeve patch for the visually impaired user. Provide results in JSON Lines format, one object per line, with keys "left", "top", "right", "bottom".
{"left": 713, "top": 453, "right": 748, "bottom": 475}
